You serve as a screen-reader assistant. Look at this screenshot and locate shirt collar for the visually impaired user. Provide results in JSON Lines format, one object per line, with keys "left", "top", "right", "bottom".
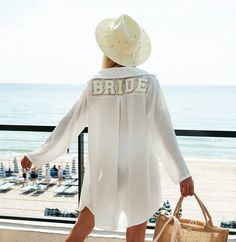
{"left": 92, "top": 66, "right": 150, "bottom": 79}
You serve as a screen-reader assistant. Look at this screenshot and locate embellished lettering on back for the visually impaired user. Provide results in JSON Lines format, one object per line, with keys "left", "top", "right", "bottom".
{"left": 91, "top": 76, "right": 149, "bottom": 96}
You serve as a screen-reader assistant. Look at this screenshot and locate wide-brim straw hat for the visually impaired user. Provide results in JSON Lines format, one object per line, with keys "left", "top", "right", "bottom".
{"left": 95, "top": 14, "right": 151, "bottom": 67}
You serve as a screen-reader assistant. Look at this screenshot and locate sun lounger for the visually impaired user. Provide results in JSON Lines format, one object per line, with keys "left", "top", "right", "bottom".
{"left": 70, "top": 180, "right": 79, "bottom": 186}
{"left": 5, "top": 176, "right": 18, "bottom": 182}
{"left": 48, "top": 178, "right": 58, "bottom": 184}
{"left": 61, "top": 179, "right": 76, "bottom": 186}
{"left": 39, "top": 178, "right": 58, "bottom": 185}
{"left": 63, "top": 186, "right": 78, "bottom": 194}
{"left": 15, "top": 177, "right": 24, "bottom": 184}
{"left": 0, "top": 182, "right": 14, "bottom": 191}
{"left": 54, "top": 185, "right": 68, "bottom": 194}
{"left": 20, "top": 185, "right": 37, "bottom": 192}
{"left": 60, "top": 180, "right": 71, "bottom": 186}
{"left": 71, "top": 174, "right": 78, "bottom": 179}
{"left": 38, "top": 178, "right": 46, "bottom": 183}
{"left": 21, "top": 184, "right": 48, "bottom": 192}
{"left": 5, "top": 176, "right": 24, "bottom": 184}
{"left": 38, "top": 178, "right": 46, "bottom": 184}
{"left": 36, "top": 184, "right": 47, "bottom": 191}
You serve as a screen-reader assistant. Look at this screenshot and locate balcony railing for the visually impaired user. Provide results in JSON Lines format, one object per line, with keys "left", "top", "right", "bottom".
{"left": 0, "top": 124, "right": 235, "bottom": 231}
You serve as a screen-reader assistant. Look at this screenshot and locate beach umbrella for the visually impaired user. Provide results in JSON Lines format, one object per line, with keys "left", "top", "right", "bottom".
{"left": 162, "top": 201, "right": 169, "bottom": 215}
{"left": 165, "top": 200, "right": 171, "bottom": 214}
{"left": 37, "top": 166, "right": 43, "bottom": 180}
{"left": 71, "top": 158, "right": 77, "bottom": 175}
{"left": 13, "top": 157, "right": 19, "bottom": 174}
{"left": 179, "top": 207, "right": 183, "bottom": 217}
{"left": 45, "top": 163, "right": 50, "bottom": 177}
{"left": 65, "top": 162, "right": 70, "bottom": 179}
{"left": 45, "top": 163, "right": 50, "bottom": 170}
{"left": 154, "top": 207, "right": 163, "bottom": 217}
{"left": 0, "top": 160, "right": 5, "bottom": 178}
{"left": 45, "top": 167, "right": 51, "bottom": 180}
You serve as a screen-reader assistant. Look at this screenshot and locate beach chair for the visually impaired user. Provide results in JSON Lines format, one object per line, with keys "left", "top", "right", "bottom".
{"left": 64, "top": 186, "right": 78, "bottom": 195}
{"left": 49, "top": 178, "right": 58, "bottom": 185}
{"left": 70, "top": 179, "right": 79, "bottom": 186}
{"left": 61, "top": 179, "right": 75, "bottom": 186}
{"left": 5, "top": 176, "right": 24, "bottom": 184}
{"left": 21, "top": 184, "right": 48, "bottom": 193}
{"left": 54, "top": 185, "right": 68, "bottom": 194}
{"left": 20, "top": 185, "right": 37, "bottom": 192}
{"left": 38, "top": 177, "right": 58, "bottom": 186}
{"left": 15, "top": 177, "right": 24, "bottom": 184}
{"left": 38, "top": 178, "right": 46, "bottom": 184}
{"left": 71, "top": 174, "right": 78, "bottom": 179}
{"left": 5, "top": 176, "right": 17, "bottom": 183}
{"left": 0, "top": 182, "right": 14, "bottom": 191}
{"left": 35, "top": 184, "right": 48, "bottom": 192}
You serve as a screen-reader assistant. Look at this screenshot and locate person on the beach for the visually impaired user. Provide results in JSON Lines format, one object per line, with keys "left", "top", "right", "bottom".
{"left": 45, "top": 167, "right": 51, "bottom": 186}
{"left": 21, "top": 14, "right": 194, "bottom": 242}
{"left": 6, "top": 167, "right": 13, "bottom": 177}
{"left": 52, "top": 164, "right": 58, "bottom": 178}
{"left": 22, "top": 167, "right": 28, "bottom": 187}
{"left": 30, "top": 167, "right": 37, "bottom": 186}
{"left": 57, "top": 165, "right": 63, "bottom": 186}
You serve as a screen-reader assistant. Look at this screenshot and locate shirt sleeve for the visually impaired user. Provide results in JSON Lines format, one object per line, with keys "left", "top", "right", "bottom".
{"left": 147, "top": 75, "right": 191, "bottom": 185}
{"left": 25, "top": 82, "right": 90, "bottom": 167}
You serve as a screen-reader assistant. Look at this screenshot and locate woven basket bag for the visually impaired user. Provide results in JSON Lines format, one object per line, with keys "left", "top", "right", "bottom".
{"left": 153, "top": 193, "right": 229, "bottom": 242}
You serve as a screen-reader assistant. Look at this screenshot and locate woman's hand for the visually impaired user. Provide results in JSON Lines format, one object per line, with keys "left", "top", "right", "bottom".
{"left": 21, "top": 155, "right": 32, "bottom": 169}
{"left": 179, "top": 176, "right": 194, "bottom": 197}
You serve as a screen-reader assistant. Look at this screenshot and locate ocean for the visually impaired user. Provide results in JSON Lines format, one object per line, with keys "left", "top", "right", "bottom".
{"left": 0, "top": 83, "right": 236, "bottom": 161}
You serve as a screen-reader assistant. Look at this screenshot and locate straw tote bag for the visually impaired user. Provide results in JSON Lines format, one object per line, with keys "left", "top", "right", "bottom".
{"left": 153, "top": 193, "right": 229, "bottom": 242}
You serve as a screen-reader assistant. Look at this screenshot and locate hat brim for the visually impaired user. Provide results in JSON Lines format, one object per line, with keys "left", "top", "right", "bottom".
{"left": 95, "top": 18, "right": 151, "bottom": 66}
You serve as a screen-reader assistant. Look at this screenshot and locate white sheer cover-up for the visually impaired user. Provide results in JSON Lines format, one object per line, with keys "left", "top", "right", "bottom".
{"left": 25, "top": 66, "right": 191, "bottom": 231}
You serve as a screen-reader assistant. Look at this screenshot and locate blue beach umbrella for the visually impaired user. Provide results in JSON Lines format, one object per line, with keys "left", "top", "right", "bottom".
{"left": 45, "top": 163, "right": 50, "bottom": 177}
{"left": 0, "top": 160, "right": 5, "bottom": 178}
{"left": 154, "top": 207, "right": 163, "bottom": 217}
{"left": 179, "top": 207, "right": 183, "bottom": 217}
{"left": 65, "top": 162, "right": 70, "bottom": 180}
{"left": 37, "top": 166, "right": 43, "bottom": 180}
{"left": 45, "top": 163, "right": 50, "bottom": 170}
{"left": 71, "top": 158, "right": 77, "bottom": 175}
{"left": 165, "top": 200, "right": 171, "bottom": 214}
{"left": 13, "top": 157, "right": 19, "bottom": 174}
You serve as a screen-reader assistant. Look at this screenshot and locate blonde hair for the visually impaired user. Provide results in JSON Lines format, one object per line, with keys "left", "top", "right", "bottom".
{"left": 102, "top": 55, "right": 124, "bottom": 69}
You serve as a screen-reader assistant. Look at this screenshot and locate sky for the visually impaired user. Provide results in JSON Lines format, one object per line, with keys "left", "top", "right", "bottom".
{"left": 0, "top": 0, "right": 235, "bottom": 85}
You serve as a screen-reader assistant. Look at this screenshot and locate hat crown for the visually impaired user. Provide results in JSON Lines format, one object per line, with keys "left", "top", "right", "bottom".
{"left": 95, "top": 14, "right": 151, "bottom": 66}
{"left": 108, "top": 15, "right": 141, "bottom": 54}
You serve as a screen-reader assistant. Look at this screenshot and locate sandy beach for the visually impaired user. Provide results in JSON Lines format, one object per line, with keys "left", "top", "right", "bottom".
{"left": 0, "top": 156, "right": 235, "bottom": 229}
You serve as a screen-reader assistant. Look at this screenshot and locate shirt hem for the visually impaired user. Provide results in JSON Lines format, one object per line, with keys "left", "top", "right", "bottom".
{"left": 78, "top": 201, "right": 162, "bottom": 232}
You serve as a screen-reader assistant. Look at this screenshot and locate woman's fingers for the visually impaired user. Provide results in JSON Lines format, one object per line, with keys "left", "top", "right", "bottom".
{"left": 189, "top": 183, "right": 194, "bottom": 196}
{"left": 187, "top": 183, "right": 190, "bottom": 196}
{"left": 180, "top": 176, "right": 194, "bottom": 197}
{"left": 180, "top": 183, "right": 187, "bottom": 197}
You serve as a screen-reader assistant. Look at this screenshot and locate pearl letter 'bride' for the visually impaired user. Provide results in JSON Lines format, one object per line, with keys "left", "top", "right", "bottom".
{"left": 92, "top": 76, "right": 149, "bottom": 96}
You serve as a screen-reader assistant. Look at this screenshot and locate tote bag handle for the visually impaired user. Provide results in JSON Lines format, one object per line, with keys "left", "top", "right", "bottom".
{"left": 173, "top": 193, "right": 214, "bottom": 229}
{"left": 153, "top": 215, "right": 182, "bottom": 242}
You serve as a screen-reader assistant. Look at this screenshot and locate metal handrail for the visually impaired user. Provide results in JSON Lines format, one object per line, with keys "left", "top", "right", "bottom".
{"left": 1, "top": 124, "right": 236, "bottom": 137}
{"left": 0, "top": 124, "right": 235, "bottom": 228}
